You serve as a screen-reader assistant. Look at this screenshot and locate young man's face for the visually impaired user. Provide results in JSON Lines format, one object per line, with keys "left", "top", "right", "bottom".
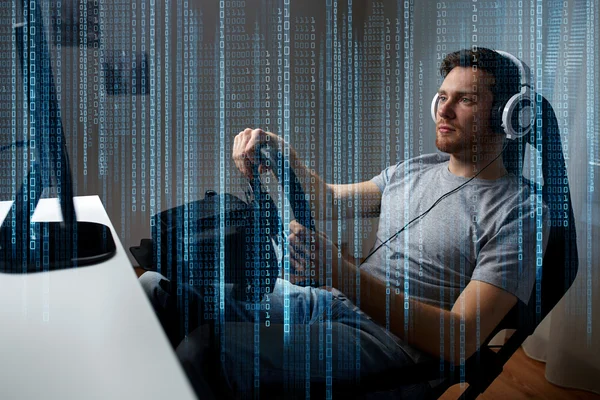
{"left": 435, "top": 67, "right": 497, "bottom": 157}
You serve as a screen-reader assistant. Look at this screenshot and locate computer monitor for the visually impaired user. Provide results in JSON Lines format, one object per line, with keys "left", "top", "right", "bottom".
{"left": 0, "top": 0, "right": 116, "bottom": 273}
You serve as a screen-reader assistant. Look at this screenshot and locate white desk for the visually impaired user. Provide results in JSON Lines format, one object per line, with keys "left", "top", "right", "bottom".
{"left": 0, "top": 196, "right": 197, "bottom": 400}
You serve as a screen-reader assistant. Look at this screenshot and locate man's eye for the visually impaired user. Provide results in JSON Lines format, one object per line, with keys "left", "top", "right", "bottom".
{"left": 438, "top": 96, "right": 447, "bottom": 102}
{"left": 461, "top": 97, "right": 472, "bottom": 103}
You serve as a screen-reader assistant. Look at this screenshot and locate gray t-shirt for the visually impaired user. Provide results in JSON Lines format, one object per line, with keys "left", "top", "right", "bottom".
{"left": 364, "top": 153, "right": 549, "bottom": 311}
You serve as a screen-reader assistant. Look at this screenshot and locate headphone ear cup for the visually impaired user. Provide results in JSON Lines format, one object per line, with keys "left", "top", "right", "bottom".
{"left": 431, "top": 93, "right": 439, "bottom": 123}
{"left": 501, "top": 88, "right": 534, "bottom": 140}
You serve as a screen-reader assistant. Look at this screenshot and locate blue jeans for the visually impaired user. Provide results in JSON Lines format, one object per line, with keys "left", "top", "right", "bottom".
{"left": 140, "top": 272, "right": 432, "bottom": 399}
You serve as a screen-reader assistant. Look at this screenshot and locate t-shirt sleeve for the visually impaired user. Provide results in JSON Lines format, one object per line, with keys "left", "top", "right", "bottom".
{"left": 471, "top": 202, "right": 550, "bottom": 305}
{"left": 370, "top": 163, "right": 399, "bottom": 193}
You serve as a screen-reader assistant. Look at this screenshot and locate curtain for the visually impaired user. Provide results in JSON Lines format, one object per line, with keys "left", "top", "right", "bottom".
{"left": 522, "top": 2, "right": 600, "bottom": 388}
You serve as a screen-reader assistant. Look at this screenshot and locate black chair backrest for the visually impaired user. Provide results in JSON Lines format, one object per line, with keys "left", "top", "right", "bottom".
{"left": 497, "top": 96, "right": 579, "bottom": 336}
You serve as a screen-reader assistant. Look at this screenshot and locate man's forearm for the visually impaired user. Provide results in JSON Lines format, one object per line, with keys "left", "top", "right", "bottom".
{"left": 273, "top": 136, "right": 382, "bottom": 221}
{"left": 332, "top": 259, "right": 477, "bottom": 363}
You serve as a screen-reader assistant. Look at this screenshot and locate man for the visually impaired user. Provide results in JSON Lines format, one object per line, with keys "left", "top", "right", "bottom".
{"left": 140, "top": 48, "right": 547, "bottom": 398}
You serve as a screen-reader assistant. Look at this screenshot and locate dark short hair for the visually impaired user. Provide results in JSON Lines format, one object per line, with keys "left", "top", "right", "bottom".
{"left": 440, "top": 48, "right": 521, "bottom": 107}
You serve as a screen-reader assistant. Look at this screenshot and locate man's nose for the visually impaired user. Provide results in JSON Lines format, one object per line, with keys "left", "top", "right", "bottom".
{"left": 437, "top": 99, "right": 455, "bottom": 120}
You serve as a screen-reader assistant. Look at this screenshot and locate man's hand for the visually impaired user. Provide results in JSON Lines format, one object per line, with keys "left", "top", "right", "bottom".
{"left": 233, "top": 128, "right": 282, "bottom": 179}
{"left": 287, "top": 220, "right": 340, "bottom": 287}
{"left": 233, "top": 128, "right": 383, "bottom": 221}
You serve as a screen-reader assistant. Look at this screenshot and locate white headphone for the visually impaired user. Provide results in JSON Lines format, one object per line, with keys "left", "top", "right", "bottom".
{"left": 430, "top": 50, "right": 535, "bottom": 140}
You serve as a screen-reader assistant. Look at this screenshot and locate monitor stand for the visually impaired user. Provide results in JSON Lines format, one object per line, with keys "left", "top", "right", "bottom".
{"left": 0, "top": 220, "right": 116, "bottom": 273}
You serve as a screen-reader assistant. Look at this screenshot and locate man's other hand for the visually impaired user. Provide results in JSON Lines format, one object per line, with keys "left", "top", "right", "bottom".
{"left": 287, "top": 220, "right": 339, "bottom": 287}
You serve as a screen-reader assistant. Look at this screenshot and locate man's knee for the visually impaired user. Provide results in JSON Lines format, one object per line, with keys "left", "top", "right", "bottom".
{"left": 139, "top": 271, "right": 186, "bottom": 347}
{"left": 139, "top": 271, "right": 170, "bottom": 304}
{"left": 138, "top": 270, "right": 177, "bottom": 331}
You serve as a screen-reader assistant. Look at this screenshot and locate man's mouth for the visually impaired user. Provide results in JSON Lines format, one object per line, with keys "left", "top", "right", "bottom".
{"left": 437, "top": 124, "right": 455, "bottom": 133}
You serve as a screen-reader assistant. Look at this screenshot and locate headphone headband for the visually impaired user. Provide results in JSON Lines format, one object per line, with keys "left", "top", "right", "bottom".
{"left": 493, "top": 50, "right": 532, "bottom": 89}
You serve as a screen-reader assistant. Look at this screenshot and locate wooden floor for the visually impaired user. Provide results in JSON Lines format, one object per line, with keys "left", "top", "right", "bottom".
{"left": 440, "top": 347, "right": 600, "bottom": 400}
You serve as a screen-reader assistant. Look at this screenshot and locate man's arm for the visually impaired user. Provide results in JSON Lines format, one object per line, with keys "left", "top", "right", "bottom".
{"left": 340, "top": 262, "right": 517, "bottom": 362}
{"left": 233, "top": 128, "right": 382, "bottom": 219}
{"left": 326, "top": 181, "right": 382, "bottom": 220}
